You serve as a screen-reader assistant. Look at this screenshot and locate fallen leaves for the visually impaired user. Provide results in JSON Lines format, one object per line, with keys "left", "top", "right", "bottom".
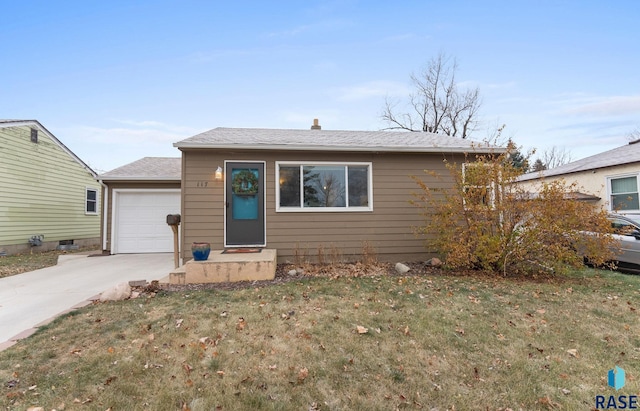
{"left": 297, "top": 367, "right": 309, "bottom": 382}
{"left": 467, "top": 295, "right": 480, "bottom": 304}
{"left": 236, "top": 317, "right": 247, "bottom": 331}
{"left": 538, "top": 395, "right": 560, "bottom": 409}
{"left": 3, "top": 268, "right": 638, "bottom": 411}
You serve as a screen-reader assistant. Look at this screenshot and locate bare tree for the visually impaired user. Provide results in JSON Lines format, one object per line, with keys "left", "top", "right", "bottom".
{"left": 381, "top": 53, "right": 481, "bottom": 138}
{"left": 539, "top": 146, "right": 572, "bottom": 170}
{"left": 627, "top": 127, "right": 640, "bottom": 143}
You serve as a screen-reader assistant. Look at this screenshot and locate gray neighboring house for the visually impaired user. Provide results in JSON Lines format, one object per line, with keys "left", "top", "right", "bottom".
{"left": 518, "top": 139, "right": 640, "bottom": 216}
{"left": 99, "top": 157, "right": 181, "bottom": 254}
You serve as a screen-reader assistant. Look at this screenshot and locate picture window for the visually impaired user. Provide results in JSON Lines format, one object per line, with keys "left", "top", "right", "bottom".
{"left": 276, "top": 162, "right": 372, "bottom": 212}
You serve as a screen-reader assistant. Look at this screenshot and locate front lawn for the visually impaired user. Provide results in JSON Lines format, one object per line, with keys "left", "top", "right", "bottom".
{"left": 1, "top": 268, "right": 638, "bottom": 410}
{"left": 0, "top": 247, "right": 99, "bottom": 279}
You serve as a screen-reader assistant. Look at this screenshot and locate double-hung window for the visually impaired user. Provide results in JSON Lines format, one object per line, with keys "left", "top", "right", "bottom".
{"left": 276, "top": 162, "right": 373, "bottom": 211}
{"left": 609, "top": 175, "right": 639, "bottom": 212}
{"left": 85, "top": 188, "right": 98, "bottom": 214}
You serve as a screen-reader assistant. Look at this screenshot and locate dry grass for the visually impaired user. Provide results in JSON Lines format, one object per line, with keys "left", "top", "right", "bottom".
{"left": 0, "top": 268, "right": 638, "bottom": 410}
{"left": 0, "top": 247, "right": 99, "bottom": 279}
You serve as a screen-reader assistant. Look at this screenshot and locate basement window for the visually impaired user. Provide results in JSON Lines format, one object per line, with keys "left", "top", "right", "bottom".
{"left": 85, "top": 188, "right": 98, "bottom": 214}
{"left": 276, "top": 161, "right": 373, "bottom": 212}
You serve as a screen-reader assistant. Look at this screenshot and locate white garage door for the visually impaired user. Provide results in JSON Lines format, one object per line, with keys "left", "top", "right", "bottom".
{"left": 114, "top": 190, "right": 181, "bottom": 253}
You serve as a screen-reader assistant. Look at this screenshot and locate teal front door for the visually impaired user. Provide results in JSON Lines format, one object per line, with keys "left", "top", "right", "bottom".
{"left": 225, "top": 161, "right": 266, "bottom": 247}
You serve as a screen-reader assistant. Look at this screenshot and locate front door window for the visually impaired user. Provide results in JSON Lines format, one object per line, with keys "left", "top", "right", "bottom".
{"left": 231, "top": 168, "right": 259, "bottom": 220}
{"left": 225, "top": 162, "right": 265, "bottom": 247}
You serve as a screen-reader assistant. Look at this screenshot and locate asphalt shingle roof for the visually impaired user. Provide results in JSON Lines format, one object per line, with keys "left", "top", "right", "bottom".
{"left": 519, "top": 140, "right": 640, "bottom": 181}
{"left": 173, "top": 127, "right": 503, "bottom": 153}
{"left": 99, "top": 157, "right": 181, "bottom": 180}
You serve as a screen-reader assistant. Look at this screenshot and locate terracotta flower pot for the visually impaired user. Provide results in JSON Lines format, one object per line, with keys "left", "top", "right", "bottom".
{"left": 191, "top": 242, "right": 211, "bottom": 261}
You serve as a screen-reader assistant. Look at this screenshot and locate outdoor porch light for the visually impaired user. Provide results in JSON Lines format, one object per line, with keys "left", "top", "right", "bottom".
{"left": 214, "top": 166, "right": 223, "bottom": 180}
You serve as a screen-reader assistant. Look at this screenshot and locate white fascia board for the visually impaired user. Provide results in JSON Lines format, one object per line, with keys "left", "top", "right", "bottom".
{"left": 173, "top": 142, "right": 505, "bottom": 154}
{"left": 99, "top": 176, "right": 181, "bottom": 182}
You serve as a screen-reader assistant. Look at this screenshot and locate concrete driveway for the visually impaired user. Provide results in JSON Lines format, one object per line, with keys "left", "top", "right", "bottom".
{"left": 0, "top": 253, "right": 174, "bottom": 349}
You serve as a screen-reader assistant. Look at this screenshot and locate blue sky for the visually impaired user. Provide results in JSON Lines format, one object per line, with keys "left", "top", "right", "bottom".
{"left": 3, "top": 1, "right": 639, "bottom": 172}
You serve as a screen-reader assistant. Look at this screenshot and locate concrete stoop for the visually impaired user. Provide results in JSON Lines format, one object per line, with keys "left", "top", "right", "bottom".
{"left": 168, "top": 249, "right": 276, "bottom": 284}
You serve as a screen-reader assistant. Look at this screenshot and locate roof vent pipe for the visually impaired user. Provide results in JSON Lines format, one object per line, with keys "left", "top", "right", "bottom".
{"left": 311, "top": 118, "right": 321, "bottom": 130}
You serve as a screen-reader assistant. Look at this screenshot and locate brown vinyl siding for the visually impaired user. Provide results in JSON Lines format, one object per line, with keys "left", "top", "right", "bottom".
{"left": 180, "top": 149, "right": 464, "bottom": 263}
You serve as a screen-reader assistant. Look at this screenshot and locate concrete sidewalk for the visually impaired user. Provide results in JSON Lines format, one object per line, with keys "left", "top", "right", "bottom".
{"left": 0, "top": 253, "right": 174, "bottom": 350}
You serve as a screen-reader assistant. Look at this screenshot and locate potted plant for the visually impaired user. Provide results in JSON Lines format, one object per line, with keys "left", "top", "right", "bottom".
{"left": 191, "top": 242, "right": 211, "bottom": 261}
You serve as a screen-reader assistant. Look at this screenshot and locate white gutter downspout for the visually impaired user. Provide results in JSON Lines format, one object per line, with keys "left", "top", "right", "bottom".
{"left": 98, "top": 179, "right": 109, "bottom": 253}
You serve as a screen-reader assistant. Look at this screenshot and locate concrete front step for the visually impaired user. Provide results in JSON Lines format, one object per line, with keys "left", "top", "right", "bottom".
{"left": 168, "top": 249, "right": 276, "bottom": 284}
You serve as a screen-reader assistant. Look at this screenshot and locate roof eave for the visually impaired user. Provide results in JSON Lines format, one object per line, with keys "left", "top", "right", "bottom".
{"left": 518, "top": 159, "right": 640, "bottom": 182}
{"left": 99, "top": 176, "right": 181, "bottom": 182}
{"left": 173, "top": 142, "right": 504, "bottom": 154}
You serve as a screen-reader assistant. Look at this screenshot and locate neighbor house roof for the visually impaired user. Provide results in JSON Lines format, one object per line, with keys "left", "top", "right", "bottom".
{"left": 99, "top": 157, "right": 181, "bottom": 181}
{"left": 173, "top": 127, "right": 505, "bottom": 154}
{"left": 0, "top": 119, "right": 97, "bottom": 178}
{"left": 519, "top": 139, "right": 640, "bottom": 182}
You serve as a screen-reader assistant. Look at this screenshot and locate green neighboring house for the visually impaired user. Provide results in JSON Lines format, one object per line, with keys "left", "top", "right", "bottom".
{"left": 0, "top": 120, "right": 100, "bottom": 255}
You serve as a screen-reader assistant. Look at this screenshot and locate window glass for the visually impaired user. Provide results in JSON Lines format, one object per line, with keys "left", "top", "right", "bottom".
{"left": 277, "top": 163, "right": 372, "bottom": 211}
{"left": 611, "top": 176, "right": 639, "bottom": 211}
{"left": 611, "top": 219, "right": 638, "bottom": 235}
{"left": 303, "top": 165, "right": 346, "bottom": 207}
{"left": 279, "top": 166, "right": 301, "bottom": 207}
{"left": 348, "top": 166, "right": 369, "bottom": 207}
{"left": 86, "top": 189, "right": 97, "bottom": 213}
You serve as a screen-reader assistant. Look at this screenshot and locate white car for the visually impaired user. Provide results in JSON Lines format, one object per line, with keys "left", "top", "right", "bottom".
{"left": 608, "top": 214, "right": 640, "bottom": 271}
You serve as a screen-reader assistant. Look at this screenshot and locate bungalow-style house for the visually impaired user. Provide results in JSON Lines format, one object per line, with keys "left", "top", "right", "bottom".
{"left": 518, "top": 139, "right": 640, "bottom": 217}
{"left": 98, "top": 157, "right": 181, "bottom": 254}
{"left": 0, "top": 120, "right": 100, "bottom": 255}
{"left": 171, "top": 122, "right": 503, "bottom": 263}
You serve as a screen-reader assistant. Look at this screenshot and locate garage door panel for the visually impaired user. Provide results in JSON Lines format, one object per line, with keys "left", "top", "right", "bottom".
{"left": 115, "top": 191, "right": 180, "bottom": 253}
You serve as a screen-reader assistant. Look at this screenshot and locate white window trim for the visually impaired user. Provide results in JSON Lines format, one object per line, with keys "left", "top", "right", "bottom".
{"left": 275, "top": 161, "right": 373, "bottom": 212}
{"left": 462, "top": 163, "right": 500, "bottom": 209}
{"left": 85, "top": 187, "right": 98, "bottom": 215}
{"left": 607, "top": 173, "right": 640, "bottom": 213}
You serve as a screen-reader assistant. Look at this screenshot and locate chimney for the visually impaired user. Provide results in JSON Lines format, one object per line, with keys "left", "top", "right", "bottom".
{"left": 311, "top": 118, "right": 321, "bottom": 130}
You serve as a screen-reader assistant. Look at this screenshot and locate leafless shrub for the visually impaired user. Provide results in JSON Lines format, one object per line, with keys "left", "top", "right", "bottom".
{"left": 293, "top": 243, "right": 309, "bottom": 267}
{"left": 329, "top": 243, "right": 343, "bottom": 265}
{"left": 317, "top": 244, "right": 326, "bottom": 266}
{"left": 360, "top": 241, "right": 378, "bottom": 266}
